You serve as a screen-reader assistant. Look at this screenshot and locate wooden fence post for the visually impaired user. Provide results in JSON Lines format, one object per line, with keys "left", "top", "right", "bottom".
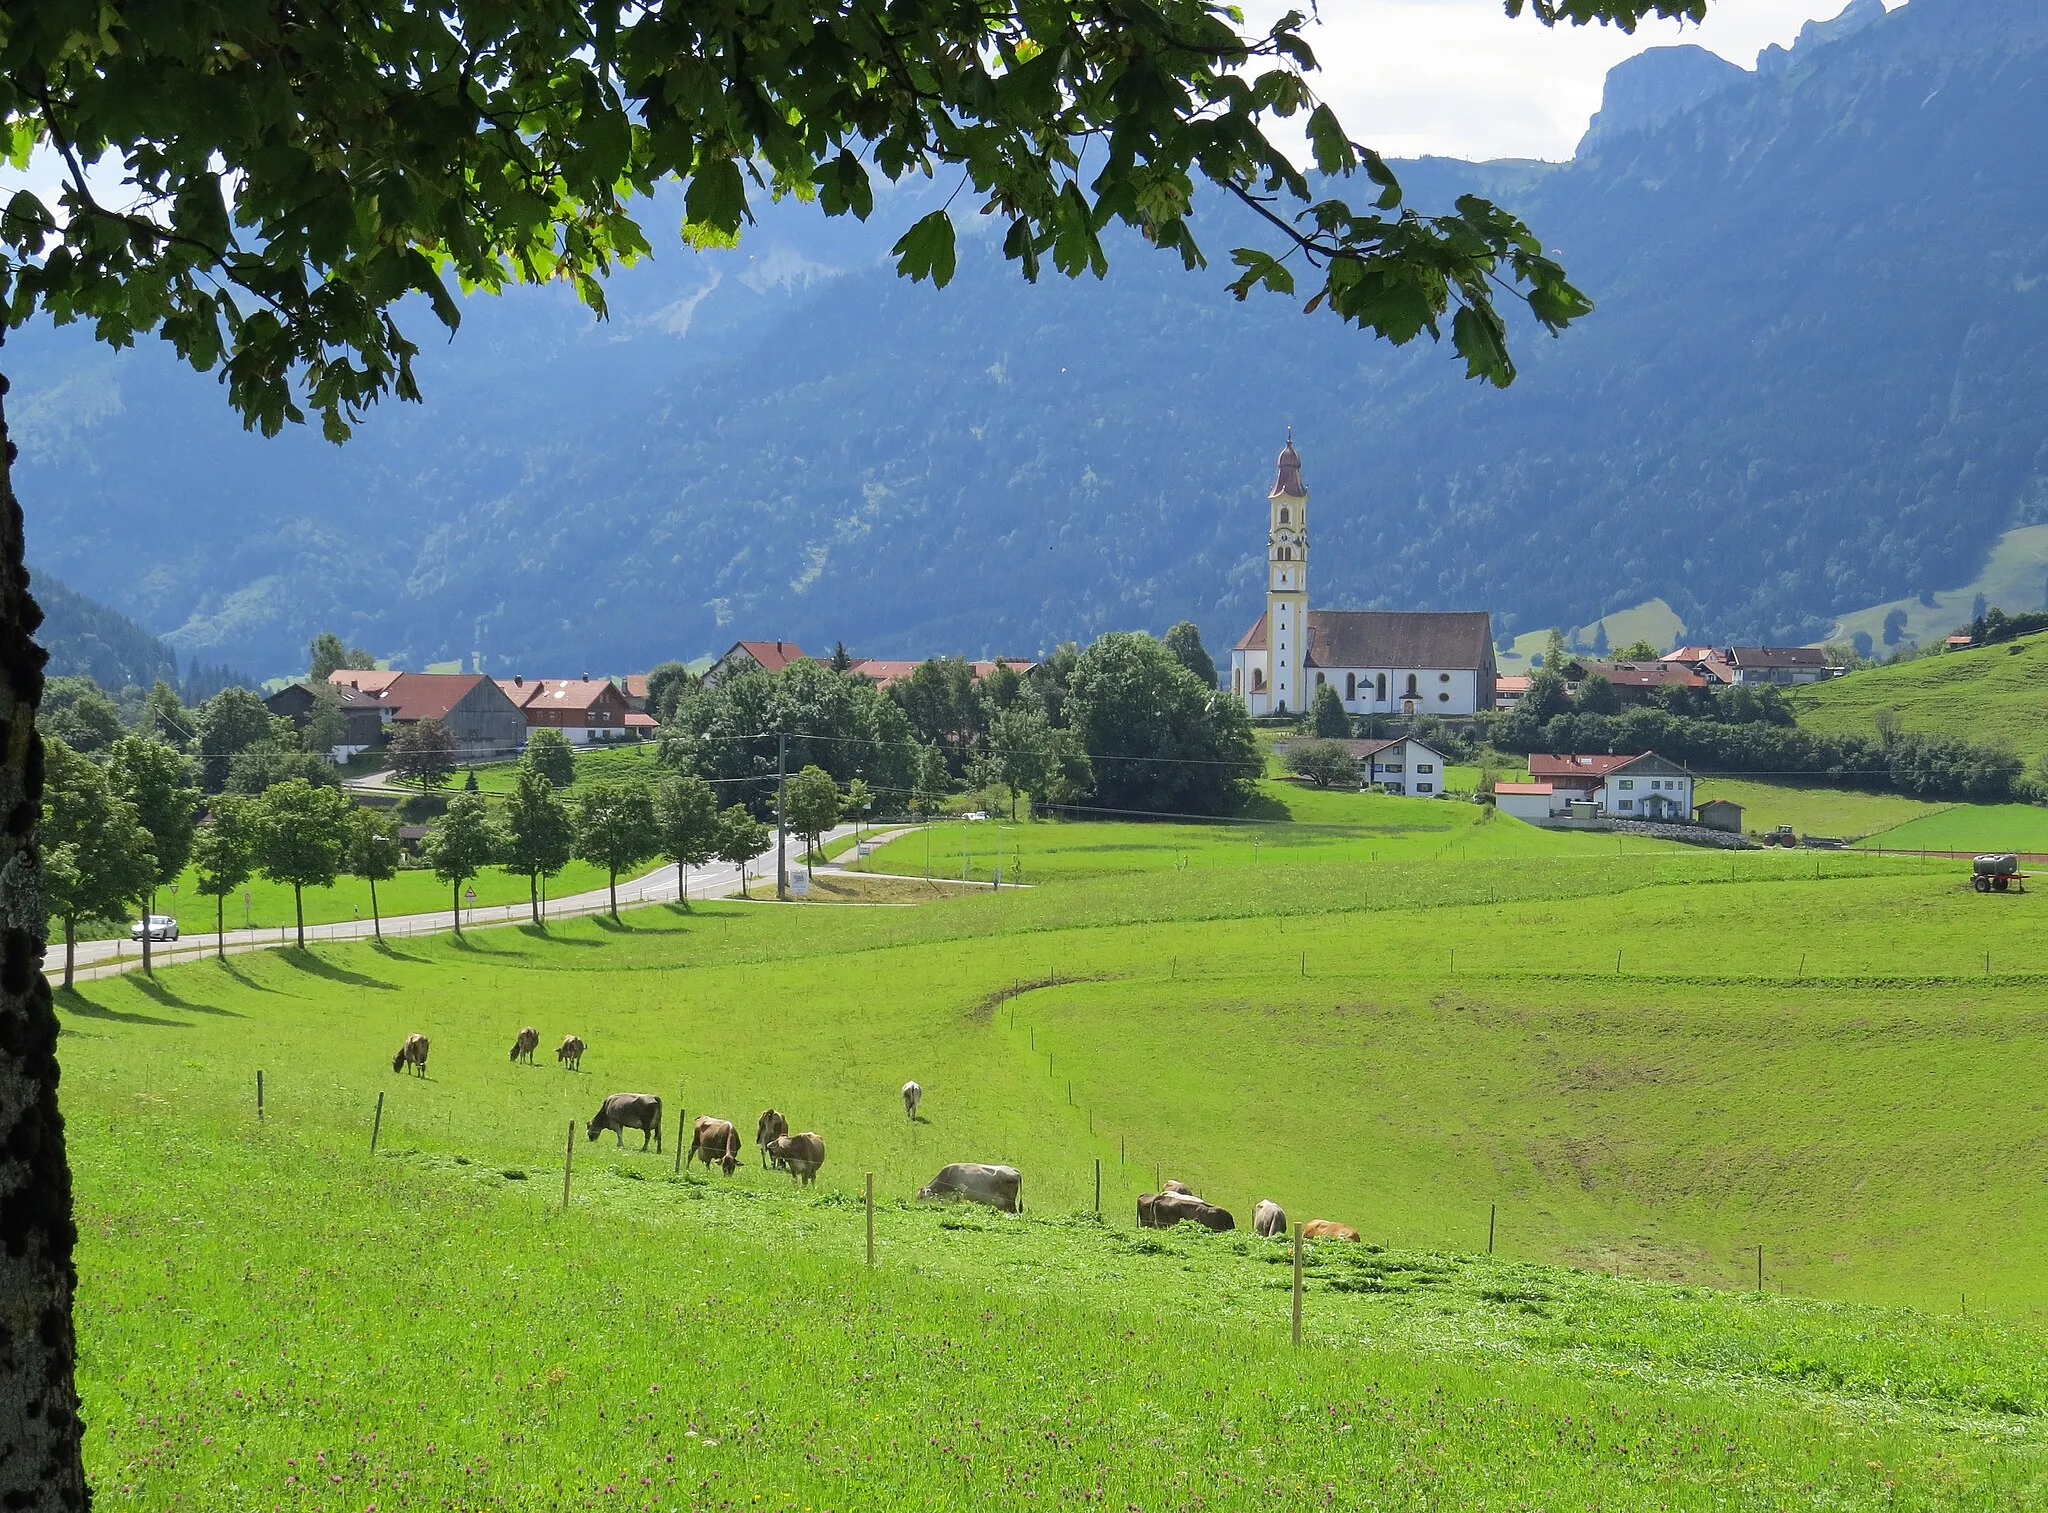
{"left": 563, "top": 1119, "right": 575, "bottom": 1212}
{"left": 674, "top": 1099, "right": 685, "bottom": 1175}
{"left": 1292, "top": 1222, "right": 1304, "bottom": 1346}
{"left": 256, "top": 1069, "right": 264, "bottom": 1122}
{"left": 370, "top": 1092, "right": 384, "bottom": 1152}
{"left": 866, "top": 1172, "right": 876, "bottom": 1266}
{"left": 1094, "top": 1158, "right": 1101, "bottom": 1217}
{"left": 1488, "top": 1202, "right": 1496, "bottom": 1255}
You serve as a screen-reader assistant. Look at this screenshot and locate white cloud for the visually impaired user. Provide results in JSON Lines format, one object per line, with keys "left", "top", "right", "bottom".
{"left": 1243, "top": 0, "right": 1907, "bottom": 162}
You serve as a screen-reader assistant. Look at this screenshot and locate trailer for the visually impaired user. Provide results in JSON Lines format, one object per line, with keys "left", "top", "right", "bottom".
{"left": 1972, "top": 854, "right": 2027, "bottom": 893}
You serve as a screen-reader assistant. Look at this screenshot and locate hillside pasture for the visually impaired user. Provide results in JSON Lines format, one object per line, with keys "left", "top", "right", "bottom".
{"left": 1792, "top": 629, "right": 2048, "bottom": 766}
{"left": 1690, "top": 777, "right": 1951, "bottom": 839}
{"left": 1855, "top": 804, "right": 2048, "bottom": 855}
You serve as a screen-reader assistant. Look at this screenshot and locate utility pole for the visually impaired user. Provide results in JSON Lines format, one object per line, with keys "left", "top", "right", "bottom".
{"left": 775, "top": 731, "right": 789, "bottom": 901}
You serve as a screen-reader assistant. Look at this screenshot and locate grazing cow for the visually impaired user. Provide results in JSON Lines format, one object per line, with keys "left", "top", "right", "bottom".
{"left": 391, "top": 1033, "right": 429, "bottom": 1077}
{"left": 756, "top": 1109, "right": 790, "bottom": 1168}
{"left": 1162, "top": 1178, "right": 1194, "bottom": 1196}
{"left": 902, "top": 1081, "right": 922, "bottom": 1120}
{"left": 556, "top": 1034, "right": 585, "bottom": 1071}
{"left": 1253, "top": 1199, "right": 1287, "bottom": 1239}
{"left": 689, "top": 1116, "right": 741, "bottom": 1176}
{"left": 766, "top": 1132, "right": 826, "bottom": 1186}
{"left": 1137, "top": 1191, "right": 1235, "bottom": 1232}
{"left": 587, "top": 1093, "right": 663, "bottom": 1151}
{"left": 917, "top": 1162, "right": 1021, "bottom": 1214}
{"left": 509, "top": 1026, "right": 540, "bottom": 1065}
{"left": 1302, "top": 1219, "right": 1361, "bottom": 1243}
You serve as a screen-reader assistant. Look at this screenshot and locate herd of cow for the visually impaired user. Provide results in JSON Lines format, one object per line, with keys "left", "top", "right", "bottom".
{"left": 390, "top": 1032, "right": 1360, "bottom": 1239}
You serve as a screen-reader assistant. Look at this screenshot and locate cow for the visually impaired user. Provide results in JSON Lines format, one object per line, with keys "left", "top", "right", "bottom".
{"left": 766, "top": 1132, "right": 826, "bottom": 1186}
{"left": 509, "top": 1026, "right": 540, "bottom": 1065}
{"left": 1137, "top": 1191, "right": 1235, "bottom": 1232}
{"left": 917, "top": 1162, "right": 1021, "bottom": 1214}
{"left": 902, "top": 1081, "right": 922, "bottom": 1121}
{"left": 1302, "top": 1219, "right": 1361, "bottom": 1243}
{"left": 756, "top": 1109, "right": 790, "bottom": 1168}
{"left": 588, "top": 1093, "right": 663, "bottom": 1151}
{"left": 391, "top": 1034, "right": 429, "bottom": 1077}
{"left": 1162, "top": 1178, "right": 1194, "bottom": 1196}
{"left": 689, "top": 1116, "right": 741, "bottom": 1176}
{"left": 1253, "top": 1199, "right": 1287, "bottom": 1239}
{"left": 556, "top": 1034, "right": 585, "bottom": 1071}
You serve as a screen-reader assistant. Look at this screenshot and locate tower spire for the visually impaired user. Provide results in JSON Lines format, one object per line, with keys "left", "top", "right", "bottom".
{"left": 1272, "top": 434, "right": 1305, "bottom": 499}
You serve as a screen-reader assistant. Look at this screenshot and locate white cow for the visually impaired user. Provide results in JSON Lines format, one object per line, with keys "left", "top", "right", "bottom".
{"left": 902, "top": 1080, "right": 922, "bottom": 1121}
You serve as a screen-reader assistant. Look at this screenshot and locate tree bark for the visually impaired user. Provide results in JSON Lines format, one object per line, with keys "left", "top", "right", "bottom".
{"left": 608, "top": 868, "right": 618, "bottom": 919}
{"left": 452, "top": 879, "right": 461, "bottom": 936}
{"left": 62, "top": 918, "right": 74, "bottom": 991}
{"left": 139, "top": 887, "right": 151, "bottom": 976}
{"left": 293, "top": 883, "right": 305, "bottom": 950}
{"left": 0, "top": 363, "right": 91, "bottom": 1509}
{"left": 215, "top": 896, "right": 224, "bottom": 961}
{"left": 528, "top": 872, "right": 538, "bottom": 926}
{"left": 369, "top": 876, "right": 380, "bottom": 941}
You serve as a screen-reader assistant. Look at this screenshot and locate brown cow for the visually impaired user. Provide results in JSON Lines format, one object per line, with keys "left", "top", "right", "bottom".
{"left": 588, "top": 1093, "right": 663, "bottom": 1151}
{"left": 756, "top": 1109, "right": 790, "bottom": 1168}
{"left": 1137, "top": 1191, "right": 1234, "bottom": 1232}
{"left": 1252, "top": 1199, "right": 1287, "bottom": 1239}
{"left": 509, "top": 1026, "right": 540, "bottom": 1064}
{"left": 556, "top": 1034, "right": 585, "bottom": 1071}
{"left": 690, "top": 1116, "right": 741, "bottom": 1176}
{"left": 766, "top": 1132, "right": 826, "bottom": 1186}
{"left": 1302, "top": 1219, "right": 1361, "bottom": 1243}
{"left": 1162, "top": 1179, "right": 1194, "bottom": 1196}
{"left": 391, "top": 1033, "right": 429, "bottom": 1077}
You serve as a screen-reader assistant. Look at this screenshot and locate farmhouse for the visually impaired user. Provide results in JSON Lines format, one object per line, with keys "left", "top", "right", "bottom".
{"left": 1527, "top": 751, "right": 1696, "bottom": 820}
{"left": 1342, "top": 736, "right": 1451, "bottom": 796}
{"left": 496, "top": 676, "right": 656, "bottom": 743}
{"left": 265, "top": 681, "right": 391, "bottom": 762}
{"left": 331, "top": 670, "right": 527, "bottom": 757}
{"left": 1229, "top": 441, "right": 1495, "bottom": 717}
{"left": 704, "top": 640, "right": 808, "bottom": 686}
{"left": 848, "top": 657, "right": 1038, "bottom": 690}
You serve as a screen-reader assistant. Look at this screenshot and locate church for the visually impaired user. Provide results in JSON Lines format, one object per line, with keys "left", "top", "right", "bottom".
{"left": 1230, "top": 441, "right": 1497, "bottom": 718}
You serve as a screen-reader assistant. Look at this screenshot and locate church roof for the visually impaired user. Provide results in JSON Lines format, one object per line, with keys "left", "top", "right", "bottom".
{"left": 1234, "top": 609, "right": 1494, "bottom": 670}
{"left": 1234, "top": 611, "right": 1271, "bottom": 652}
{"left": 1271, "top": 441, "right": 1306, "bottom": 499}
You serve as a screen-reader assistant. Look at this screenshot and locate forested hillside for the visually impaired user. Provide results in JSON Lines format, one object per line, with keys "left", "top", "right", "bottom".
{"left": 35, "top": 569, "right": 180, "bottom": 690}
{"left": 13, "top": 0, "right": 2044, "bottom": 676}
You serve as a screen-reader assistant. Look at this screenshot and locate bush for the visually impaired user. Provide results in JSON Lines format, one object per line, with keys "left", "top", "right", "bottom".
{"left": 1287, "top": 740, "right": 1357, "bottom": 789}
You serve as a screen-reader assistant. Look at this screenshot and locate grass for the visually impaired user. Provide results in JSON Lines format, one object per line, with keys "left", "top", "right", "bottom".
{"left": 1690, "top": 776, "right": 1953, "bottom": 839}
{"left": 1822, "top": 522, "right": 2048, "bottom": 653}
{"left": 1854, "top": 804, "right": 2048, "bottom": 854}
{"left": 55, "top": 805, "right": 2048, "bottom": 1506}
{"left": 1792, "top": 629, "right": 2048, "bottom": 766}
{"left": 464, "top": 740, "right": 663, "bottom": 793}
{"left": 1493, "top": 597, "right": 1688, "bottom": 674}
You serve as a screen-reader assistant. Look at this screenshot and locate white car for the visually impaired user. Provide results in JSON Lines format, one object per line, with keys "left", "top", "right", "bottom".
{"left": 131, "top": 915, "right": 180, "bottom": 942}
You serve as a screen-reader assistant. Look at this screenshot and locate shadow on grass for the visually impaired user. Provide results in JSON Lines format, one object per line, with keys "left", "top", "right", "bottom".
{"left": 369, "top": 939, "right": 432, "bottom": 964}
{"left": 1239, "top": 791, "right": 1293, "bottom": 823}
{"left": 130, "top": 973, "right": 244, "bottom": 1015}
{"left": 591, "top": 915, "right": 637, "bottom": 933}
{"left": 280, "top": 949, "right": 398, "bottom": 991}
{"left": 447, "top": 933, "right": 515, "bottom": 955}
{"left": 214, "top": 957, "right": 284, "bottom": 993}
{"left": 54, "top": 986, "right": 188, "bottom": 1027}
{"left": 516, "top": 924, "right": 606, "bottom": 947}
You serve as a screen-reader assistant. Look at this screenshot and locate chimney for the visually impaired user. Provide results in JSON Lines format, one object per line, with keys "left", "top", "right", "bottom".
{"left": 514, "top": 674, "right": 524, "bottom": 687}
{"left": 581, "top": 671, "right": 589, "bottom": 681}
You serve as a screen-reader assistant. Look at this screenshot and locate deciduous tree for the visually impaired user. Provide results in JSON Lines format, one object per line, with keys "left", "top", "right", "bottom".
{"left": 502, "top": 768, "right": 574, "bottom": 926}
{"left": 842, "top": 779, "right": 876, "bottom": 846}
{"left": 574, "top": 781, "right": 661, "bottom": 919}
{"left": 41, "top": 739, "right": 154, "bottom": 988}
{"left": 1287, "top": 740, "right": 1358, "bottom": 789}
{"left": 309, "top": 632, "right": 375, "bottom": 681}
{"left": 785, "top": 765, "right": 841, "bottom": 865}
{"left": 1066, "top": 634, "right": 1258, "bottom": 817}
{"left": 426, "top": 792, "right": 503, "bottom": 936}
{"left": 194, "top": 687, "right": 276, "bottom": 793}
{"left": 390, "top": 720, "right": 459, "bottom": 793}
{"left": 345, "top": 806, "right": 403, "bottom": 942}
{"left": 253, "top": 779, "right": 354, "bottom": 950}
{"left": 1163, "top": 622, "right": 1218, "bottom": 690}
{"left": 42, "top": 677, "right": 122, "bottom": 754}
{"left": 656, "top": 774, "right": 720, "bottom": 906}
{"left": 523, "top": 728, "right": 577, "bottom": 789}
{"left": 104, "top": 735, "right": 199, "bottom": 975}
{"left": 716, "top": 804, "right": 773, "bottom": 899}
{"left": 1309, "top": 682, "right": 1350, "bottom": 738}
{"left": 189, "top": 798, "right": 256, "bottom": 960}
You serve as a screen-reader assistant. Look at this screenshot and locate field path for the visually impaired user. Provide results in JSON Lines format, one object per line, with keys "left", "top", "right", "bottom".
{"left": 51, "top": 820, "right": 896, "bottom": 983}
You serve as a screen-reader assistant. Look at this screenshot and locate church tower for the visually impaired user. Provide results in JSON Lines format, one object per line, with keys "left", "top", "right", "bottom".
{"left": 1266, "top": 437, "right": 1309, "bottom": 714}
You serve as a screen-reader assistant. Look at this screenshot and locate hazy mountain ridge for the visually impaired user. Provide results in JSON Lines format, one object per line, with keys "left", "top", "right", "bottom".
{"left": 15, "top": 0, "right": 2047, "bottom": 674}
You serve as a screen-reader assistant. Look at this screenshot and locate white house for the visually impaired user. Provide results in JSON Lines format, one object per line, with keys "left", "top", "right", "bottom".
{"left": 1529, "top": 751, "right": 1695, "bottom": 820}
{"left": 1228, "top": 441, "right": 1496, "bottom": 718}
{"left": 1493, "top": 781, "right": 1557, "bottom": 821}
{"left": 1350, "top": 736, "right": 1450, "bottom": 796}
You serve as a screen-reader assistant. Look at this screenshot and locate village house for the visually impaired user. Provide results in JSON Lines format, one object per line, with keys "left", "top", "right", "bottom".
{"left": 1526, "top": 752, "right": 1696, "bottom": 820}
{"left": 329, "top": 669, "right": 527, "bottom": 757}
{"left": 495, "top": 676, "right": 657, "bottom": 744}
{"left": 1228, "top": 441, "right": 1496, "bottom": 718}
{"left": 1568, "top": 659, "right": 1709, "bottom": 703}
{"left": 847, "top": 657, "right": 1039, "bottom": 690}
{"left": 265, "top": 681, "right": 392, "bottom": 762}
{"left": 703, "top": 640, "right": 809, "bottom": 686}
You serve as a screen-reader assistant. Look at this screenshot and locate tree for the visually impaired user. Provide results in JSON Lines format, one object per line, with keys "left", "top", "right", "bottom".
{"left": 345, "top": 806, "right": 403, "bottom": 942}
{"left": 425, "top": 793, "right": 502, "bottom": 936}
{"left": 189, "top": 797, "right": 255, "bottom": 961}
{"left": 1066, "top": 633, "right": 1259, "bottom": 817}
{"left": 0, "top": 0, "right": 1673, "bottom": 1490}
{"left": 1882, "top": 608, "right": 1909, "bottom": 647}
{"left": 785, "top": 766, "right": 842, "bottom": 865}
{"left": 716, "top": 805, "right": 773, "bottom": 899}
{"left": 1614, "top": 639, "right": 1660, "bottom": 662}
{"left": 252, "top": 779, "right": 353, "bottom": 950}
{"left": 829, "top": 642, "right": 854, "bottom": 673}
{"left": 843, "top": 779, "right": 876, "bottom": 845}
{"left": 1163, "top": 622, "right": 1218, "bottom": 689}
{"left": 226, "top": 748, "right": 343, "bottom": 797}
{"left": 133, "top": 680, "right": 192, "bottom": 747}
{"left": 981, "top": 704, "right": 1055, "bottom": 821}
{"left": 911, "top": 743, "right": 954, "bottom": 819}
{"left": 656, "top": 774, "right": 721, "bottom": 906}
{"left": 1573, "top": 672, "right": 1619, "bottom": 716}
{"left": 523, "top": 728, "right": 577, "bottom": 789}
{"left": 41, "top": 739, "right": 155, "bottom": 989}
{"left": 1309, "top": 682, "right": 1351, "bottom": 738}
{"left": 390, "top": 719, "right": 459, "bottom": 793}
{"left": 296, "top": 683, "right": 350, "bottom": 759}
{"left": 575, "top": 781, "right": 661, "bottom": 919}
{"left": 194, "top": 686, "right": 278, "bottom": 792}
{"left": 501, "top": 768, "right": 575, "bottom": 926}
{"left": 644, "top": 662, "right": 695, "bottom": 725}
{"left": 1591, "top": 621, "right": 1610, "bottom": 656}
{"left": 309, "top": 632, "right": 375, "bottom": 681}
{"left": 1288, "top": 740, "right": 1358, "bottom": 789}
{"left": 42, "top": 677, "right": 122, "bottom": 753}
{"left": 104, "top": 735, "right": 199, "bottom": 977}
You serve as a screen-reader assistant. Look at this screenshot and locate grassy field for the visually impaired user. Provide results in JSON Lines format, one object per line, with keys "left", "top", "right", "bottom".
{"left": 1854, "top": 804, "right": 2048, "bottom": 854}
{"left": 465, "top": 740, "right": 664, "bottom": 793}
{"left": 55, "top": 806, "right": 2048, "bottom": 1507}
{"left": 1690, "top": 776, "right": 1952, "bottom": 839}
{"left": 1792, "top": 630, "right": 2048, "bottom": 766}
{"left": 1822, "top": 522, "right": 2048, "bottom": 653}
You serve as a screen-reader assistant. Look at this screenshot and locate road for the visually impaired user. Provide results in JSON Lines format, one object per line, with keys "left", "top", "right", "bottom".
{"left": 49, "top": 823, "right": 911, "bottom": 985}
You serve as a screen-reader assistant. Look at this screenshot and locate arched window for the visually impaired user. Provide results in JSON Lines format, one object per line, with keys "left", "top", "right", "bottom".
{"left": 1252, "top": 669, "right": 1265, "bottom": 692}
{"left": 1279, "top": 508, "right": 1289, "bottom": 524}
{"left": 1345, "top": 673, "right": 1356, "bottom": 700}
{"left": 1405, "top": 673, "right": 1419, "bottom": 696}
{"left": 1315, "top": 672, "right": 1326, "bottom": 686}
{"left": 1375, "top": 673, "right": 1387, "bottom": 701}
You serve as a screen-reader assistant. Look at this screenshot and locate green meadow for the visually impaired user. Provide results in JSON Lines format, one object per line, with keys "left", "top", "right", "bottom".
{"left": 56, "top": 802, "right": 2048, "bottom": 1507}
{"left": 1793, "top": 628, "right": 2048, "bottom": 767}
{"left": 1689, "top": 776, "right": 1950, "bottom": 840}
{"left": 1853, "top": 804, "right": 2048, "bottom": 854}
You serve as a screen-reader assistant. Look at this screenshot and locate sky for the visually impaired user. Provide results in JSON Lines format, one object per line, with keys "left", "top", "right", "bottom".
{"left": 1242, "top": 0, "right": 1904, "bottom": 161}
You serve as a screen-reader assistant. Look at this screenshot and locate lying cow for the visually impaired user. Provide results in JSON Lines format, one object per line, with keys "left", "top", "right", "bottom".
{"left": 1302, "top": 1219, "right": 1361, "bottom": 1243}
{"left": 1253, "top": 1199, "right": 1287, "bottom": 1239}
{"left": 588, "top": 1093, "right": 663, "bottom": 1151}
{"left": 917, "top": 1162, "right": 1021, "bottom": 1214}
{"left": 509, "top": 1026, "right": 539, "bottom": 1065}
{"left": 556, "top": 1034, "right": 585, "bottom": 1071}
{"left": 1162, "top": 1178, "right": 1194, "bottom": 1196}
{"left": 1137, "top": 1191, "right": 1234, "bottom": 1232}
{"left": 766, "top": 1132, "right": 826, "bottom": 1186}
{"left": 756, "top": 1108, "right": 789, "bottom": 1168}
{"left": 391, "top": 1033, "right": 429, "bottom": 1077}
{"left": 689, "top": 1116, "right": 740, "bottom": 1176}
{"left": 902, "top": 1080, "right": 922, "bottom": 1121}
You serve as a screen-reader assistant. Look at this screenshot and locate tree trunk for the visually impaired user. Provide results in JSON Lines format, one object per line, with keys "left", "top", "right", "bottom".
{"left": 0, "top": 362, "right": 91, "bottom": 1509}
{"left": 140, "top": 887, "right": 152, "bottom": 976}
{"left": 293, "top": 883, "right": 305, "bottom": 950}
{"left": 529, "top": 872, "right": 539, "bottom": 926}
{"left": 452, "top": 879, "right": 462, "bottom": 936}
{"left": 62, "top": 918, "right": 74, "bottom": 991}
{"left": 215, "top": 896, "right": 224, "bottom": 961}
{"left": 608, "top": 867, "right": 618, "bottom": 919}
{"left": 369, "top": 876, "right": 381, "bottom": 941}
{"left": 676, "top": 859, "right": 685, "bottom": 907}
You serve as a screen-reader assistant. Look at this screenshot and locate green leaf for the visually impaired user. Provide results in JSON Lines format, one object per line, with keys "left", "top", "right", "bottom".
{"left": 893, "top": 210, "right": 957, "bottom": 287}
{"left": 1305, "top": 105, "right": 1355, "bottom": 177}
{"left": 1453, "top": 304, "right": 1515, "bottom": 388}
{"left": 684, "top": 158, "right": 748, "bottom": 238}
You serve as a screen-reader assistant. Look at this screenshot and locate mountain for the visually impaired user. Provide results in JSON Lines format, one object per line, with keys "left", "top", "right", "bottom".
{"left": 35, "top": 568, "right": 183, "bottom": 690}
{"left": 11, "top": 0, "right": 2048, "bottom": 675}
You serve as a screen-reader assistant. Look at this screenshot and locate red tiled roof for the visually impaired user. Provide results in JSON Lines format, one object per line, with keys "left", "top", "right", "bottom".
{"left": 848, "top": 657, "right": 1038, "bottom": 689}
{"left": 1494, "top": 674, "right": 1532, "bottom": 693}
{"left": 1235, "top": 611, "right": 1269, "bottom": 652}
{"left": 493, "top": 677, "right": 624, "bottom": 713}
{"left": 1576, "top": 660, "right": 1706, "bottom": 690}
{"left": 625, "top": 712, "right": 658, "bottom": 729}
{"left": 1529, "top": 752, "right": 1643, "bottom": 780}
{"left": 731, "top": 640, "right": 807, "bottom": 672}
{"left": 621, "top": 674, "right": 651, "bottom": 698}
{"left": 380, "top": 673, "right": 492, "bottom": 722}
{"left": 329, "top": 668, "right": 403, "bottom": 695}
{"left": 1494, "top": 782, "right": 1554, "bottom": 795}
